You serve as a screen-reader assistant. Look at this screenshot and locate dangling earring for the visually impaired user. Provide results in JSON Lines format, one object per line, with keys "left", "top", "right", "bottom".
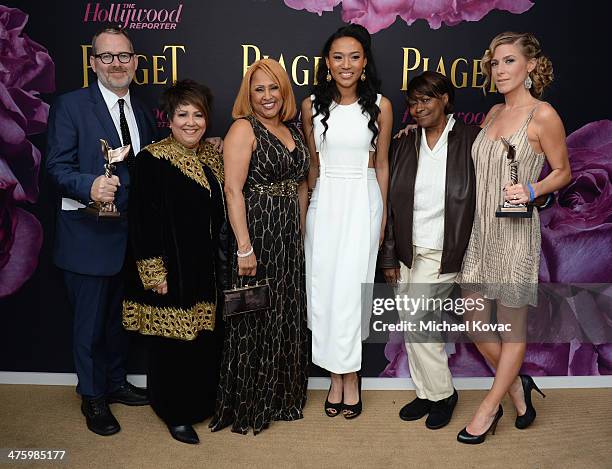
{"left": 524, "top": 74, "right": 533, "bottom": 89}
{"left": 360, "top": 69, "right": 366, "bottom": 82}
{"left": 326, "top": 70, "right": 332, "bottom": 82}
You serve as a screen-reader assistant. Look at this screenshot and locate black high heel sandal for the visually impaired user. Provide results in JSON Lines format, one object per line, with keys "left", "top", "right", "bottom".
{"left": 457, "top": 405, "right": 503, "bottom": 445}
{"left": 324, "top": 383, "right": 343, "bottom": 417}
{"left": 342, "top": 373, "right": 362, "bottom": 420}
{"left": 515, "top": 374, "right": 546, "bottom": 429}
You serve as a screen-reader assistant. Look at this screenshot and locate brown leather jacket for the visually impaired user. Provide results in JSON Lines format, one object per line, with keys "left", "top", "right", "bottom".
{"left": 379, "top": 119, "right": 479, "bottom": 274}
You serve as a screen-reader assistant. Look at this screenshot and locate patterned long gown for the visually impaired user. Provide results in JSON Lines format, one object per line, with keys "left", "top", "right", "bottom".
{"left": 209, "top": 115, "right": 310, "bottom": 435}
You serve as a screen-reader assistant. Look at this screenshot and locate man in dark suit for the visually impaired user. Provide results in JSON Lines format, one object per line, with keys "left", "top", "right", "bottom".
{"left": 46, "top": 27, "right": 156, "bottom": 436}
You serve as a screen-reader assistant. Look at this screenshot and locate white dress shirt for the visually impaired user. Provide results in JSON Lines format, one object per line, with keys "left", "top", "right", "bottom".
{"left": 98, "top": 80, "right": 141, "bottom": 155}
{"left": 60, "top": 82, "right": 142, "bottom": 211}
{"left": 412, "top": 115, "right": 456, "bottom": 250}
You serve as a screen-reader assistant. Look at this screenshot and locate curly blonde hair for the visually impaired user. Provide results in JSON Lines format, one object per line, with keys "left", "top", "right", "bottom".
{"left": 481, "top": 32, "right": 553, "bottom": 98}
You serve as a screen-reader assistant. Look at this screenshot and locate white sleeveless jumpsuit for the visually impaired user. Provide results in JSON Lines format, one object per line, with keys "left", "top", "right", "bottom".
{"left": 305, "top": 94, "right": 384, "bottom": 374}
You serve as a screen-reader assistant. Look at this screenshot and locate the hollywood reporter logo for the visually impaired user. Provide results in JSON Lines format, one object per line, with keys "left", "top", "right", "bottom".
{"left": 83, "top": 3, "right": 183, "bottom": 30}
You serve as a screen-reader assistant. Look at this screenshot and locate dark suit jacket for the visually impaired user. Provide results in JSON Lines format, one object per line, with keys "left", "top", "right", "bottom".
{"left": 46, "top": 80, "right": 157, "bottom": 276}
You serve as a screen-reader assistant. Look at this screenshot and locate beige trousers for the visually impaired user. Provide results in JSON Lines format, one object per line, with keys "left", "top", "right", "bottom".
{"left": 398, "top": 246, "right": 456, "bottom": 401}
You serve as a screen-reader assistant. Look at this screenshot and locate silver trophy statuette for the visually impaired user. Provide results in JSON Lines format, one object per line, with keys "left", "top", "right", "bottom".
{"left": 495, "top": 137, "right": 532, "bottom": 218}
{"left": 82, "top": 139, "right": 131, "bottom": 219}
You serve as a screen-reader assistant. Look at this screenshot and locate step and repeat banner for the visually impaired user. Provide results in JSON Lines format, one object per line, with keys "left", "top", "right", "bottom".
{"left": 1, "top": 0, "right": 610, "bottom": 377}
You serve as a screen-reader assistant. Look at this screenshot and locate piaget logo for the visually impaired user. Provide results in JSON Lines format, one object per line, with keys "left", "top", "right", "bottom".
{"left": 401, "top": 47, "right": 497, "bottom": 91}
{"left": 242, "top": 44, "right": 500, "bottom": 93}
{"left": 83, "top": 3, "right": 183, "bottom": 30}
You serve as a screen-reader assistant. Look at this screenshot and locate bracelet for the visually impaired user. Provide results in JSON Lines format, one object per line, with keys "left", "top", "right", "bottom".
{"left": 527, "top": 183, "right": 536, "bottom": 203}
{"left": 237, "top": 246, "right": 254, "bottom": 258}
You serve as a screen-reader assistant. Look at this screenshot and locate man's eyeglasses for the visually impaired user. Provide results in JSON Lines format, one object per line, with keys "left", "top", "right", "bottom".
{"left": 94, "top": 52, "right": 135, "bottom": 64}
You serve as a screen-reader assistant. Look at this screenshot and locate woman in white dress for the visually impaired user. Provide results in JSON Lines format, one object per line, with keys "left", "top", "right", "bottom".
{"left": 302, "top": 24, "right": 392, "bottom": 419}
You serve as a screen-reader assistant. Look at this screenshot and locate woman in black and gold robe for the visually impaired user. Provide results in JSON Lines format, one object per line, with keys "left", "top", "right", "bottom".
{"left": 122, "top": 80, "right": 225, "bottom": 445}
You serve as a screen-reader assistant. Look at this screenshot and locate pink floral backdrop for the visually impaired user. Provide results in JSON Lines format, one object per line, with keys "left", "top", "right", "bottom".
{"left": 285, "top": 0, "right": 534, "bottom": 33}
{"left": 0, "top": 5, "right": 54, "bottom": 297}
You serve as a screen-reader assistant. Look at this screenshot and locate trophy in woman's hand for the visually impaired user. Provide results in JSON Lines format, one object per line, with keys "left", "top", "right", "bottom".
{"left": 83, "top": 139, "right": 131, "bottom": 218}
{"left": 495, "top": 137, "right": 533, "bottom": 218}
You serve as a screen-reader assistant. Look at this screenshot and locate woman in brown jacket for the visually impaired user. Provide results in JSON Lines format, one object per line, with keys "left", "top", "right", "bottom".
{"left": 381, "top": 71, "right": 479, "bottom": 430}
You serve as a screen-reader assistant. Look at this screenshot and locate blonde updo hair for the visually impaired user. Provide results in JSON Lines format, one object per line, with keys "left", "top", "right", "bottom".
{"left": 481, "top": 32, "right": 553, "bottom": 98}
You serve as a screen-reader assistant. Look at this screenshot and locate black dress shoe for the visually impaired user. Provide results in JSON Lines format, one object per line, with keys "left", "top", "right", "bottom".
{"left": 168, "top": 424, "right": 199, "bottom": 444}
{"left": 107, "top": 382, "right": 149, "bottom": 406}
{"left": 81, "top": 397, "right": 120, "bottom": 436}
{"left": 457, "top": 405, "right": 503, "bottom": 445}
{"left": 399, "top": 396, "right": 432, "bottom": 421}
{"left": 426, "top": 389, "right": 458, "bottom": 429}
{"left": 515, "top": 374, "right": 546, "bottom": 429}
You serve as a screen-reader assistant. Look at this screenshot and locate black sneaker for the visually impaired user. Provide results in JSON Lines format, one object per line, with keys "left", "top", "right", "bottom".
{"left": 81, "top": 397, "right": 120, "bottom": 436}
{"left": 399, "top": 396, "right": 432, "bottom": 421}
{"left": 425, "top": 389, "right": 458, "bottom": 429}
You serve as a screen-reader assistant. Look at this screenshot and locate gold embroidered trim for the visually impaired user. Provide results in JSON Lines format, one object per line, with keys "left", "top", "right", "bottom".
{"left": 136, "top": 257, "right": 167, "bottom": 290}
{"left": 250, "top": 180, "right": 299, "bottom": 196}
{"left": 145, "top": 137, "right": 224, "bottom": 189}
{"left": 201, "top": 142, "right": 224, "bottom": 183}
{"left": 122, "top": 299, "right": 216, "bottom": 340}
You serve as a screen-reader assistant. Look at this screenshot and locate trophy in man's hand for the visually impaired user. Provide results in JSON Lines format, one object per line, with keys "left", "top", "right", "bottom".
{"left": 82, "top": 139, "right": 131, "bottom": 219}
{"left": 495, "top": 136, "right": 533, "bottom": 218}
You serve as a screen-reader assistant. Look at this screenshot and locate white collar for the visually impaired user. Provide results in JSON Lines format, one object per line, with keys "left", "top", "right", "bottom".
{"left": 97, "top": 80, "right": 132, "bottom": 111}
{"left": 421, "top": 114, "right": 456, "bottom": 153}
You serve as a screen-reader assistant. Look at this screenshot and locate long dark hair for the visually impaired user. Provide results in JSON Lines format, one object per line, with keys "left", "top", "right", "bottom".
{"left": 312, "top": 24, "right": 381, "bottom": 149}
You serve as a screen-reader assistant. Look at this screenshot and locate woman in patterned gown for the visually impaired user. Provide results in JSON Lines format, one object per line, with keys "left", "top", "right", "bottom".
{"left": 456, "top": 32, "right": 571, "bottom": 444}
{"left": 209, "top": 59, "right": 310, "bottom": 435}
